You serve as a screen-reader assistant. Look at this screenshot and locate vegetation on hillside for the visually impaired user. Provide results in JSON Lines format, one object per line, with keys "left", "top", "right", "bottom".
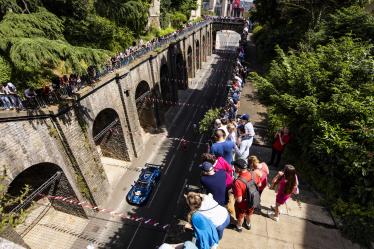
{"left": 250, "top": 0, "right": 374, "bottom": 246}
{"left": 0, "top": 0, "right": 198, "bottom": 90}
{"left": 160, "top": 0, "right": 198, "bottom": 28}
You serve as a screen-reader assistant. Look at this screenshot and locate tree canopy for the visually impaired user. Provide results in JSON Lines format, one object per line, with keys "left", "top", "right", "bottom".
{"left": 250, "top": 1, "right": 374, "bottom": 245}
{"left": 0, "top": 9, "right": 110, "bottom": 87}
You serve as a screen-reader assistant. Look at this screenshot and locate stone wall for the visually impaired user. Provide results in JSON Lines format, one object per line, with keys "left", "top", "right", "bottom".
{"left": 55, "top": 110, "right": 109, "bottom": 205}
{"left": 148, "top": 0, "right": 160, "bottom": 28}
{"left": 0, "top": 21, "right": 220, "bottom": 215}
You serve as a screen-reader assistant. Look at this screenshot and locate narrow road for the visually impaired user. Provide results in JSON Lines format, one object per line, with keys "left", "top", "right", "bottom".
{"left": 69, "top": 33, "right": 240, "bottom": 249}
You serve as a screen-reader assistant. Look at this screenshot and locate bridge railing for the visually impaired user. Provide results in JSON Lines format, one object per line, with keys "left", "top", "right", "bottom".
{"left": 0, "top": 18, "right": 245, "bottom": 112}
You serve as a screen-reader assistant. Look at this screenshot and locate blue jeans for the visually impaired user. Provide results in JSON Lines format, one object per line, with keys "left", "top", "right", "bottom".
{"left": 216, "top": 214, "right": 231, "bottom": 239}
{"left": 0, "top": 95, "right": 12, "bottom": 109}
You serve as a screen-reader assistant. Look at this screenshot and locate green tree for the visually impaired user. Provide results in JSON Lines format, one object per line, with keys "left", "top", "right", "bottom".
{"left": 250, "top": 36, "right": 374, "bottom": 245}
{"left": 0, "top": 55, "right": 12, "bottom": 84}
{"left": 0, "top": 9, "right": 110, "bottom": 88}
{"left": 95, "top": 0, "right": 149, "bottom": 36}
{"left": 64, "top": 15, "right": 134, "bottom": 52}
{"left": 0, "top": 171, "right": 30, "bottom": 233}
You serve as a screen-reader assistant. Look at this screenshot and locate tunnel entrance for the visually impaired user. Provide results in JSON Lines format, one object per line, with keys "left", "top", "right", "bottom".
{"left": 215, "top": 30, "right": 241, "bottom": 51}
{"left": 135, "top": 81, "right": 157, "bottom": 133}
{"left": 202, "top": 35, "right": 207, "bottom": 62}
{"left": 92, "top": 108, "right": 130, "bottom": 161}
{"left": 187, "top": 46, "right": 193, "bottom": 78}
{"left": 196, "top": 40, "right": 200, "bottom": 70}
{"left": 5, "top": 163, "right": 85, "bottom": 217}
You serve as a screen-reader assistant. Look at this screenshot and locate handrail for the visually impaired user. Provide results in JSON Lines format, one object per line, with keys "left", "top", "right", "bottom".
{"left": 10, "top": 171, "right": 62, "bottom": 214}
{"left": 0, "top": 17, "right": 246, "bottom": 114}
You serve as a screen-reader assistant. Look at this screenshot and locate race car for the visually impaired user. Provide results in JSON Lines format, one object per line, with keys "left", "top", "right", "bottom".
{"left": 126, "top": 164, "right": 161, "bottom": 205}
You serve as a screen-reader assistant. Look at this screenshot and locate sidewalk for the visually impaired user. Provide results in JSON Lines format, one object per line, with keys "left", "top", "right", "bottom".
{"left": 217, "top": 35, "right": 361, "bottom": 249}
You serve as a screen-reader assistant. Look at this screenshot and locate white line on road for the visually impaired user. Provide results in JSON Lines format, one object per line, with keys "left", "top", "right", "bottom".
{"left": 188, "top": 161, "right": 195, "bottom": 172}
{"left": 126, "top": 222, "right": 141, "bottom": 249}
{"left": 177, "top": 179, "right": 188, "bottom": 204}
{"left": 191, "top": 108, "right": 198, "bottom": 120}
{"left": 164, "top": 154, "right": 176, "bottom": 175}
{"left": 147, "top": 177, "right": 163, "bottom": 207}
{"left": 197, "top": 134, "right": 204, "bottom": 150}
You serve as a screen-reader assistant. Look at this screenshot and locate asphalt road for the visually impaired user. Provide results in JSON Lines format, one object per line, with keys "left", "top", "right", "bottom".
{"left": 70, "top": 33, "right": 240, "bottom": 249}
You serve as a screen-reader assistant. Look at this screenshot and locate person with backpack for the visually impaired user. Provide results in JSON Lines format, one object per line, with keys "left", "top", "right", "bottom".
{"left": 248, "top": 155, "right": 269, "bottom": 196}
{"left": 269, "top": 164, "right": 299, "bottom": 222}
{"left": 232, "top": 159, "right": 261, "bottom": 232}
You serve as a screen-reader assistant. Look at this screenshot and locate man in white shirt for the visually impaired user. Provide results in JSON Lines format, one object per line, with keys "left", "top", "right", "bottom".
{"left": 239, "top": 113, "right": 255, "bottom": 138}
{"left": 6, "top": 82, "right": 23, "bottom": 109}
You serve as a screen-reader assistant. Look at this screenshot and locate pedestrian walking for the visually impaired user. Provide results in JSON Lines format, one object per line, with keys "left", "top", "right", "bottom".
{"left": 269, "top": 164, "right": 299, "bottom": 222}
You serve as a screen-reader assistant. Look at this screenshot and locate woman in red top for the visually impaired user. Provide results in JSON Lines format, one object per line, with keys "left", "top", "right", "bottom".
{"left": 269, "top": 127, "right": 290, "bottom": 168}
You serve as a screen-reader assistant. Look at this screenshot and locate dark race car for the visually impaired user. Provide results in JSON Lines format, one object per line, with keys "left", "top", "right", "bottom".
{"left": 126, "top": 164, "right": 161, "bottom": 205}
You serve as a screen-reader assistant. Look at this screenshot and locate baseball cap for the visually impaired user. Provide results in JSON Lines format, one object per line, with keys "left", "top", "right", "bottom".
{"left": 240, "top": 114, "right": 249, "bottom": 121}
{"left": 232, "top": 159, "right": 247, "bottom": 169}
{"left": 199, "top": 162, "right": 214, "bottom": 172}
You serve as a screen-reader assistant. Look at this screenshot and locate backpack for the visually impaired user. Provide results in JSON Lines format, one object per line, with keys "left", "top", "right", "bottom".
{"left": 237, "top": 171, "right": 260, "bottom": 209}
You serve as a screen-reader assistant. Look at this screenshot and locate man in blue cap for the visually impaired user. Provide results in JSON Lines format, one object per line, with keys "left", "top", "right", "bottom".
{"left": 199, "top": 161, "right": 227, "bottom": 206}
{"left": 239, "top": 113, "right": 255, "bottom": 140}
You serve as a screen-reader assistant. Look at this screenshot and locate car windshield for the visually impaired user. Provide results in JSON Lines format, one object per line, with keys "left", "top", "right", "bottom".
{"left": 136, "top": 181, "right": 148, "bottom": 188}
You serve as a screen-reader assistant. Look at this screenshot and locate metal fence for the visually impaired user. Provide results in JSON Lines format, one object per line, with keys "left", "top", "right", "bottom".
{"left": 0, "top": 18, "right": 246, "bottom": 111}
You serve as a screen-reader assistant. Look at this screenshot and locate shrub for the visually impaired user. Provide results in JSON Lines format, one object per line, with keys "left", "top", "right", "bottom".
{"left": 199, "top": 108, "right": 221, "bottom": 134}
{"left": 171, "top": 11, "right": 187, "bottom": 29}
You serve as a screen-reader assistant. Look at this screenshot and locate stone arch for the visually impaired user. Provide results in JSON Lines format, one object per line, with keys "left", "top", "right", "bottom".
{"left": 212, "top": 31, "right": 216, "bottom": 51}
{"left": 196, "top": 40, "right": 200, "bottom": 70}
{"left": 176, "top": 52, "right": 187, "bottom": 89}
{"left": 207, "top": 31, "right": 211, "bottom": 56}
{"left": 92, "top": 108, "right": 129, "bottom": 161}
{"left": 202, "top": 35, "right": 207, "bottom": 62}
{"left": 187, "top": 46, "right": 193, "bottom": 78}
{"left": 135, "top": 80, "right": 156, "bottom": 132}
{"left": 160, "top": 63, "right": 173, "bottom": 102}
{"left": 6, "top": 162, "right": 85, "bottom": 217}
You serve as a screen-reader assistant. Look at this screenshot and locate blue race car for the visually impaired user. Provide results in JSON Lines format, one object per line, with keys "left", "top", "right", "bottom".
{"left": 126, "top": 164, "right": 161, "bottom": 205}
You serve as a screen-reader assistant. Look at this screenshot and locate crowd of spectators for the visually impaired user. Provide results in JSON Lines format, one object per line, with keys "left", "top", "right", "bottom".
{"left": 158, "top": 20, "right": 299, "bottom": 249}
{"left": 0, "top": 17, "right": 246, "bottom": 111}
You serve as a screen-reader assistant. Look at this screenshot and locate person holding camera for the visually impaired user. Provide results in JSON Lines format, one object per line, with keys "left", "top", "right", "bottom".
{"left": 269, "top": 128, "right": 290, "bottom": 169}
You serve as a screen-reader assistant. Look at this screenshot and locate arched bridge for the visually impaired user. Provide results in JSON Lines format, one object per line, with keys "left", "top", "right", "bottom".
{"left": 0, "top": 18, "right": 247, "bottom": 221}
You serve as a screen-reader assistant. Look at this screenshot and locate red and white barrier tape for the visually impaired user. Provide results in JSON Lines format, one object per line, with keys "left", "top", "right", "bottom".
{"left": 40, "top": 194, "right": 170, "bottom": 230}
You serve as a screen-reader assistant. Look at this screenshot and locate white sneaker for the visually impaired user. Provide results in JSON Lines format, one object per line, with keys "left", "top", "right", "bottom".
{"left": 268, "top": 213, "right": 279, "bottom": 222}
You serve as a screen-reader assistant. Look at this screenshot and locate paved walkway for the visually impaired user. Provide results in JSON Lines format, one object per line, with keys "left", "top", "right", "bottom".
{"left": 217, "top": 34, "right": 360, "bottom": 249}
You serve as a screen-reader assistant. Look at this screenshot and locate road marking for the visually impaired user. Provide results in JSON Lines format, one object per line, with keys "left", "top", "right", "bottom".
{"left": 188, "top": 161, "right": 195, "bottom": 172}
{"left": 147, "top": 177, "right": 163, "bottom": 207}
{"left": 164, "top": 154, "right": 176, "bottom": 176}
{"left": 126, "top": 222, "right": 141, "bottom": 249}
{"left": 177, "top": 179, "right": 188, "bottom": 204}
{"left": 191, "top": 108, "right": 198, "bottom": 120}
{"left": 197, "top": 134, "right": 204, "bottom": 149}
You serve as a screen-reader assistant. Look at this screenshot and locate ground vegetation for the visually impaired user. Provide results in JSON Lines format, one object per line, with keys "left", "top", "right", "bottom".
{"left": 250, "top": 0, "right": 374, "bottom": 245}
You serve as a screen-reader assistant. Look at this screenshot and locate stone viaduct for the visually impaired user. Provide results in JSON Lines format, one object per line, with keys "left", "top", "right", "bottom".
{"left": 0, "top": 20, "right": 245, "bottom": 216}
